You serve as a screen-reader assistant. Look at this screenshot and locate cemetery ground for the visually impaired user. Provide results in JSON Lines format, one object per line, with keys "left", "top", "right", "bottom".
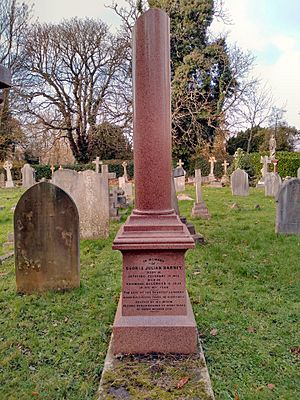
{"left": 0, "top": 186, "right": 299, "bottom": 400}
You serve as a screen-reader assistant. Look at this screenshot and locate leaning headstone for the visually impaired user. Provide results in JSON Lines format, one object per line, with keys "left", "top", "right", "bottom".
{"left": 265, "top": 172, "right": 282, "bottom": 198}
{"left": 3, "top": 160, "right": 14, "bottom": 188}
{"left": 191, "top": 169, "right": 211, "bottom": 219}
{"left": 231, "top": 168, "right": 249, "bottom": 196}
{"left": 276, "top": 178, "right": 300, "bottom": 234}
{"left": 297, "top": 167, "right": 300, "bottom": 179}
{"left": 14, "top": 182, "right": 80, "bottom": 293}
{"left": 21, "top": 163, "right": 36, "bottom": 188}
{"left": 52, "top": 169, "right": 109, "bottom": 239}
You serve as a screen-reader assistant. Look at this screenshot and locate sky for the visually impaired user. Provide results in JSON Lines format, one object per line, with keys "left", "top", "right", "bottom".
{"left": 28, "top": 0, "right": 300, "bottom": 130}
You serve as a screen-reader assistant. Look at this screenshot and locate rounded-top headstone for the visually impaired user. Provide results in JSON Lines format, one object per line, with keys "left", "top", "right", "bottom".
{"left": 14, "top": 181, "right": 80, "bottom": 293}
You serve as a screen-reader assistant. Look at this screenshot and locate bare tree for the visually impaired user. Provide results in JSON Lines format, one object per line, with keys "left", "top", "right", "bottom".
{"left": 20, "top": 18, "right": 130, "bottom": 163}
{"left": 231, "top": 81, "right": 274, "bottom": 153}
{"left": 0, "top": 0, "right": 32, "bottom": 160}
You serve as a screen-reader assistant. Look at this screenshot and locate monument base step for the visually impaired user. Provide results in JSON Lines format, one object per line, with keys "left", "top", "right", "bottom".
{"left": 111, "top": 293, "right": 197, "bottom": 355}
{"left": 98, "top": 332, "right": 215, "bottom": 400}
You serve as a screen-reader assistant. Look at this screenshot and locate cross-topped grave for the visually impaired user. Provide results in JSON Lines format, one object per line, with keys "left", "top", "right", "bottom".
{"left": 257, "top": 155, "right": 271, "bottom": 187}
{"left": 208, "top": 156, "right": 216, "bottom": 182}
{"left": 50, "top": 165, "right": 55, "bottom": 177}
{"left": 221, "top": 160, "right": 230, "bottom": 185}
{"left": 93, "top": 156, "right": 102, "bottom": 173}
{"left": 122, "top": 161, "right": 128, "bottom": 182}
{"left": 191, "top": 169, "right": 211, "bottom": 219}
{"left": 174, "top": 159, "right": 186, "bottom": 192}
{"left": 3, "top": 160, "right": 14, "bottom": 188}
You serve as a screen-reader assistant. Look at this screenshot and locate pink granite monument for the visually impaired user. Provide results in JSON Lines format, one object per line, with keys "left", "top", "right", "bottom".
{"left": 111, "top": 9, "right": 197, "bottom": 355}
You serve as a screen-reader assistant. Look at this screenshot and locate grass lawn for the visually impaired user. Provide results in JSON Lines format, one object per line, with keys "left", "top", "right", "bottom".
{"left": 0, "top": 185, "right": 299, "bottom": 399}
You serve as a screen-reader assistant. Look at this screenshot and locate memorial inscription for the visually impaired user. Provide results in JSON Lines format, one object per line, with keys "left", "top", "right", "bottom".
{"left": 122, "top": 253, "right": 186, "bottom": 316}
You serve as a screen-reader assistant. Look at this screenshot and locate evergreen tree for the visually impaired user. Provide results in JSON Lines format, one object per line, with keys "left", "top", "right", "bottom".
{"left": 148, "top": 0, "right": 237, "bottom": 159}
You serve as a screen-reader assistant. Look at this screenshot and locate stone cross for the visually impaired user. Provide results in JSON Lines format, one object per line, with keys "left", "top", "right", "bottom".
{"left": 209, "top": 156, "right": 216, "bottom": 175}
{"left": 122, "top": 161, "right": 128, "bottom": 182}
{"left": 101, "top": 164, "right": 116, "bottom": 180}
{"left": 260, "top": 155, "right": 271, "bottom": 179}
{"left": 3, "top": 160, "right": 14, "bottom": 188}
{"left": 222, "top": 160, "right": 229, "bottom": 176}
{"left": 50, "top": 165, "right": 55, "bottom": 177}
{"left": 269, "top": 134, "right": 276, "bottom": 160}
{"left": 177, "top": 159, "right": 184, "bottom": 168}
{"left": 93, "top": 156, "right": 102, "bottom": 173}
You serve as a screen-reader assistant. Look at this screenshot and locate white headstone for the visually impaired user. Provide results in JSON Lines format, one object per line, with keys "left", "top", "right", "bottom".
{"left": 231, "top": 168, "right": 249, "bottom": 196}
{"left": 3, "top": 160, "right": 14, "bottom": 188}
{"left": 208, "top": 156, "right": 216, "bottom": 182}
{"left": 21, "top": 163, "right": 36, "bottom": 188}
{"left": 52, "top": 169, "right": 109, "bottom": 239}
{"left": 191, "top": 169, "right": 210, "bottom": 219}
{"left": 174, "top": 159, "right": 186, "bottom": 192}
{"left": 297, "top": 167, "right": 300, "bottom": 179}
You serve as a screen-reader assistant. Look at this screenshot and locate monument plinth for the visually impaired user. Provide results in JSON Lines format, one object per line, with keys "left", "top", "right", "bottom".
{"left": 112, "top": 9, "right": 197, "bottom": 355}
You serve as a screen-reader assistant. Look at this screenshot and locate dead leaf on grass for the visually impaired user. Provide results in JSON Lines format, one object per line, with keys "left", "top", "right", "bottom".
{"left": 176, "top": 376, "right": 190, "bottom": 389}
{"left": 247, "top": 326, "right": 256, "bottom": 333}
{"left": 234, "top": 393, "right": 240, "bottom": 400}
{"left": 290, "top": 346, "right": 300, "bottom": 356}
{"left": 210, "top": 328, "right": 218, "bottom": 336}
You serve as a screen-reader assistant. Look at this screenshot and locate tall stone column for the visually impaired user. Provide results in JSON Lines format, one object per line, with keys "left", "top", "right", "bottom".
{"left": 112, "top": 9, "right": 197, "bottom": 355}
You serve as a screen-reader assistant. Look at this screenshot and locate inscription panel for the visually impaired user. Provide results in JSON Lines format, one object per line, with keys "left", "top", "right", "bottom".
{"left": 122, "top": 251, "right": 187, "bottom": 316}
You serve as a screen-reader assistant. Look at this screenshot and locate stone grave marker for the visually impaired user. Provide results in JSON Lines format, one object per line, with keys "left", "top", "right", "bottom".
{"left": 174, "top": 159, "right": 186, "bottom": 192}
{"left": 276, "top": 178, "right": 300, "bottom": 234}
{"left": 297, "top": 167, "right": 300, "bottom": 179}
{"left": 208, "top": 156, "right": 216, "bottom": 182}
{"left": 14, "top": 182, "right": 80, "bottom": 293}
{"left": 221, "top": 160, "right": 230, "bottom": 185}
{"left": 257, "top": 155, "right": 271, "bottom": 188}
{"left": 3, "top": 160, "right": 14, "bottom": 188}
{"left": 93, "top": 156, "right": 102, "bottom": 173}
{"left": 52, "top": 169, "right": 109, "bottom": 239}
{"left": 191, "top": 169, "right": 211, "bottom": 219}
{"left": 21, "top": 163, "right": 36, "bottom": 188}
{"left": 265, "top": 172, "right": 282, "bottom": 198}
{"left": 111, "top": 9, "right": 197, "bottom": 355}
{"left": 231, "top": 168, "right": 249, "bottom": 196}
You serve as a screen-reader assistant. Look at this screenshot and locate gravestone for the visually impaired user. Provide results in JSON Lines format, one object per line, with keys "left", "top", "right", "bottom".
{"left": 21, "top": 163, "right": 36, "bottom": 188}
{"left": 257, "top": 155, "right": 271, "bottom": 188}
{"left": 208, "top": 156, "right": 216, "bottom": 182}
{"left": 191, "top": 169, "right": 211, "bottom": 219}
{"left": 3, "top": 160, "right": 14, "bottom": 188}
{"left": 231, "top": 168, "right": 249, "bottom": 196}
{"left": 174, "top": 159, "right": 186, "bottom": 192}
{"left": 14, "top": 182, "right": 80, "bottom": 293}
{"left": 109, "top": 187, "right": 120, "bottom": 221}
{"left": 52, "top": 169, "right": 109, "bottom": 239}
{"left": 276, "top": 178, "right": 300, "bottom": 234}
{"left": 221, "top": 160, "right": 230, "bottom": 185}
{"left": 265, "top": 172, "right": 282, "bottom": 198}
{"left": 111, "top": 9, "right": 197, "bottom": 355}
{"left": 93, "top": 156, "right": 102, "bottom": 173}
{"left": 297, "top": 167, "right": 300, "bottom": 179}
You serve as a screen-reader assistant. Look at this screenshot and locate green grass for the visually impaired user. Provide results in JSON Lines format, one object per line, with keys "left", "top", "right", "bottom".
{"left": 0, "top": 186, "right": 299, "bottom": 399}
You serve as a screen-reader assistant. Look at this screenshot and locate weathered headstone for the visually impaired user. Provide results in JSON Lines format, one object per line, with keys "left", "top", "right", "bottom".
{"left": 111, "top": 9, "right": 197, "bottom": 355}
{"left": 3, "top": 160, "right": 14, "bottom": 188}
{"left": 52, "top": 169, "right": 109, "bottom": 239}
{"left": 265, "top": 172, "right": 282, "bottom": 198}
{"left": 14, "top": 182, "right": 80, "bottom": 293}
{"left": 231, "top": 168, "right": 249, "bottom": 196}
{"left": 208, "top": 156, "right": 216, "bottom": 182}
{"left": 191, "top": 169, "right": 211, "bottom": 219}
{"left": 109, "top": 187, "right": 121, "bottom": 221}
{"left": 21, "top": 163, "right": 36, "bottom": 188}
{"left": 297, "top": 167, "right": 300, "bottom": 179}
{"left": 276, "top": 178, "right": 300, "bottom": 234}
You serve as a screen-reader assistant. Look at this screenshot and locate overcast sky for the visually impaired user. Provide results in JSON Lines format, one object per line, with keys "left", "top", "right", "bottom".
{"left": 28, "top": 0, "right": 300, "bottom": 130}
